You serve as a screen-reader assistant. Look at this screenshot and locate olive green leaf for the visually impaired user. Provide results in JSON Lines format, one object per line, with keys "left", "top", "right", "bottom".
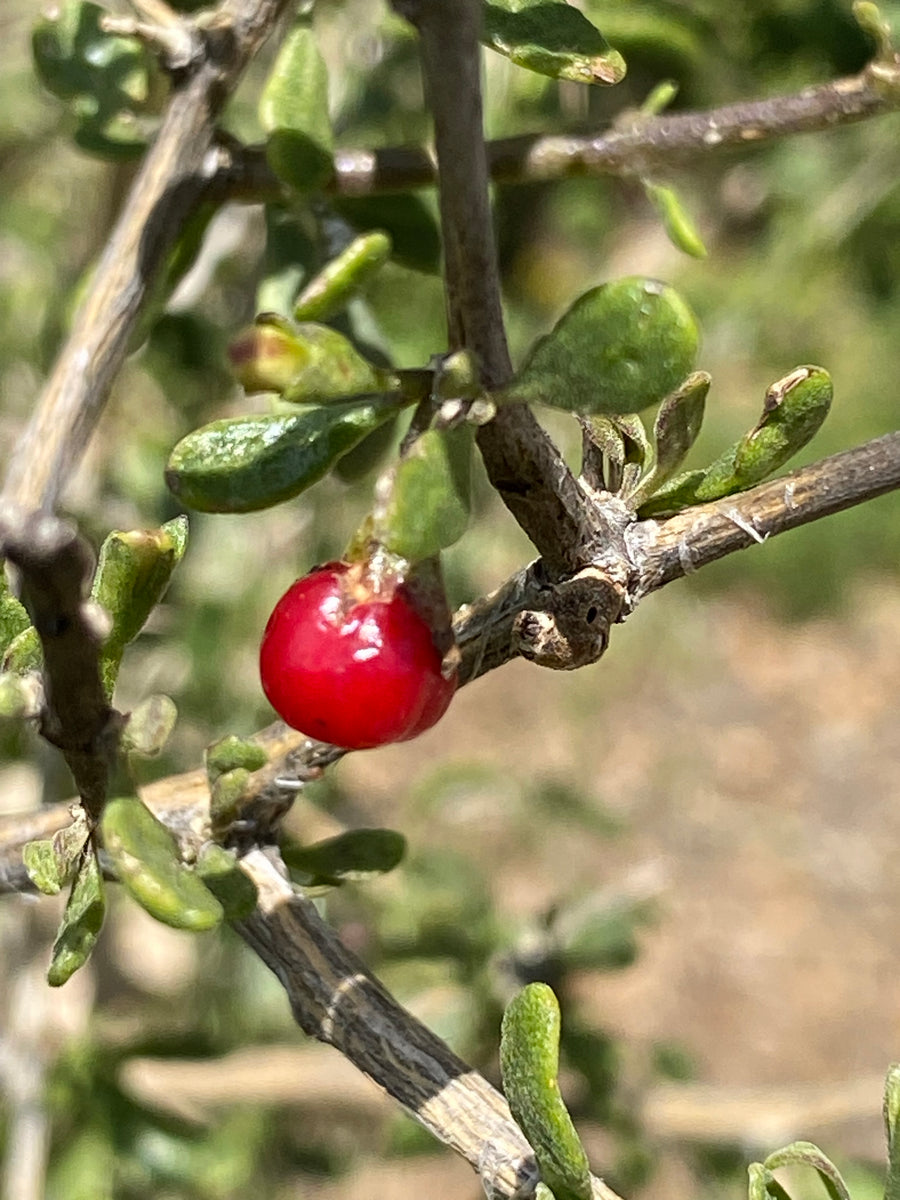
{"left": 580, "top": 411, "right": 651, "bottom": 495}
{"left": 2, "top": 626, "right": 41, "bottom": 674}
{"left": 502, "top": 276, "right": 699, "bottom": 416}
{"left": 748, "top": 1163, "right": 793, "bottom": 1200}
{"left": 47, "top": 845, "right": 106, "bottom": 986}
{"left": 0, "top": 572, "right": 30, "bottom": 655}
{"left": 229, "top": 315, "right": 393, "bottom": 402}
{"left": 121, "top": 694, "right": 178, "bottom": 757}
{"left": 259, "top": 18, "right": 334, "bottom": 192}
{"left": 32, "top": 0, "right": 155, "bottom": 160}
{"left": 195, "top": 844, "right": 258, "bottom": 921}
{"left": 333, "top": 414, "right": 400, "bottom": 483}
{"left": 374, "top": 425, "right": 474, "bottom": 563}
{"left": 293, "top": 232, "right": 392, "bottom": 322}
{"left": 638, "top": 366, "right": 832, "bottom": 516}
{"left": 24, "top": 810, "right": 91, "bottom": 896}
{"left": 166, "top": 396, "right": 408, "bottom": 513}
{"left": 854, "top": 2, "right": 895, "bottom": 62}
{"left": 205, "top": 734, "right": 268, "bottom": 784}
{"left": 500, "top": 983, "right": 592, "bottom": 1200}
{"left": 0, "top": 672, "right": 41, "bottom": 721}
{"left": 763, "top": 1143, "right": 851, "bottom": 1200}
{"left": 629, "top": 372, "right": 710, "bottom": 507}
{"left": 280, "top": 828, "right": 407, "bottom": 887}
{"left": 884, "top": 1065, "right": 900, "bottom": 1200}
{"left": 333, "top": 195, "right": 442, "bottom": 275}
{"left": 482, "top": 0, "right": 626, "bottom": 85}
{"left": 643, "top": 182, "right": 708, "bottom": 259}
{"left": 91, "top": 517, "right": 188, "bottom": 697}
{"left": 209, "top": 769, "right": 251, "bottom": 839}
{"left": 101, "top": 793, "right": 223, "bottom": 931}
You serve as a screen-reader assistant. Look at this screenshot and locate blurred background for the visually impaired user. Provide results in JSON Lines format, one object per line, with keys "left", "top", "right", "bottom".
{"left": 2, "top": 0, "right": 900, "bottom": 1196}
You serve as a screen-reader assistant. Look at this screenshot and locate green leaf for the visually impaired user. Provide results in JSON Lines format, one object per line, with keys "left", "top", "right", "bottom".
{"left": 24, "top": 811, "right": 91, "bottom": 895}
{"left": 205, "top": 735, "right": 268, "bottom": 783}
{"left": 0, "top": 672, "right": 41, "bottom": 721}
{"left": 165, "top": 396, "right": 407, "bottom": 513}
{"left": 294, "top": 232, "right": 392, "bottom": 322}
{"left": 482, "top": 0, "right": 626, "bottom": 85}
{"left": 503, "top": 276, "right": 699, "bottom": 416}
{"left": 91, "top": 518, "right": 188, "bottom": 697}
{"left": 764, "top": 1143, "right": 851, "bottom": 1200}
{"left": 228, "top": 315, "right": 392, "bottom": 402}
{"left": 580, "top": 411, "right": 650, "bottom": 495}
{"left": 375, "top": 425, "right": 473, "bottom": 562}
{"left": 209, "top": 769, "right": 252, "bottom": 838}
{"left": 280, "top": 828, "right": 407, "bottom": 886}
{"left": 32, "top": 0, "right": 154, "bottom": 160}
{"left": 643, "top": 182, "right": 707, "bottom": 259}
{"left": 101, "top": 793, "right": 224, "bottom": 931}
{"left": 0, "top": 573, "right": 30, "bottom": 653}
{"left": 48, "top": 845, "right": 106, "bottom": 986}
{"left": 884, "top": 1065, "right": 900, "bottom": 1200}
{"left": 121, "top": 694, "right": 178, "bottom": 757}
{"left": 629, "top": 372, "right": 709, "bottom": 507}
{"left": 638, "top": 366, "right": 831, "bottom": 516}
{"left": 332, "top": 195, "right": 442, "bottom": 275}
{"left": 195, "top": 844, "right": 258, "bottom": 921}
{"left": 500, "top": 983, "right": 592, "bottom": 1200}
{"left": 2, "top": 627, "right": 41, "bottom": 674}
{"left": 259, "top": 19, "right": 334, "bottom": 192}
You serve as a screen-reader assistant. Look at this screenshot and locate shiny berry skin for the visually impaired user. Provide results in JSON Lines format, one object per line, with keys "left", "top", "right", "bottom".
{"left": 259, "top": 562, "right": 457, "bottom": 750}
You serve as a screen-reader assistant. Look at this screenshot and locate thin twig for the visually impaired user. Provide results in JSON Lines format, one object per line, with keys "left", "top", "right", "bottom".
{"left": 211, "top": 59, "right": 900, "bottom": 201}
{"left": 1, "top": 0, "right": 292, "bottom": 514}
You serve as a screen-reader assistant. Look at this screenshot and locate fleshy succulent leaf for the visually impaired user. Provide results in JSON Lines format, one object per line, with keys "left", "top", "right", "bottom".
{"left": 482, "top": 0, "right": 626, "bottom": 85}
{"left": 280, "top": 828, "right": 407, "bottom": 886}
{"left": 259, "top": 18, "right": 334, "bottom": 192}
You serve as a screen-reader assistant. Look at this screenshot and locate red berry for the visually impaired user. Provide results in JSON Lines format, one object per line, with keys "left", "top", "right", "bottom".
{"left": 259, "top": 562, "right": 457, "bottom": 750}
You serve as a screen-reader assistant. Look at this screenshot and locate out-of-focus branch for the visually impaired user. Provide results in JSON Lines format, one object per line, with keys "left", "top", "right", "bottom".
{"left": 0, "top": 0, "right": 292, "bottom": 514}
{"left": 211, "top": 58, "right": 900, "bottom": 202}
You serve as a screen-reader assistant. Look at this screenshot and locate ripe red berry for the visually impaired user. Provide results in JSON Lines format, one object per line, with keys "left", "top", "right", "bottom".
{"left": 259, "top": 561, "right": 457, "bottom": 750}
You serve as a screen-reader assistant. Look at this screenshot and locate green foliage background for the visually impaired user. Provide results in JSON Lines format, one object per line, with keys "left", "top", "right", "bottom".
{"left": 1, "top": 0, "right": 900, "bottom": 1197}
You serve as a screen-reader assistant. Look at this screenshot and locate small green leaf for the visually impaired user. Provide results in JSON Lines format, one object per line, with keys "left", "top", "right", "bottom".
{"left": 209, "top": 769, "right": 251, "bottom": 839}
{"left": 205, "top": 735, "right": 268, "bottom": 783}
{"left": 375, "top": 425, "right": 473, "bottom": 562}
{"left": 764, "top": 1143, "right": 851, "bottom": 1200}
{"left": 121, "top": 694, "right": 178, "bottom": 757}
{"left": 24, "top": 841, "right": 68, "bottom": 895}
{"left": 32, "top": 0, "right": 154, "bottom": 160}
{"left": 259, "top": 19, "right": 334, "bottom": 192}
{"left": 280, "top": 828, "right": 407, "bottom": 886}
{"left": 0, "top": 672, "right": 41, "bottom": 721}
{"left": 503, "top": 276, "right": 699, "bottom": 416}
{"left": 482, "top": 0, "right": 626, "bottom": 85}
{"left": 884, "top": 1065, "right": 900, "bottom": 1200}
{"left": 500, "top": 983, "right": 592, "bottom": 1200}
{"left": 2, "top": 627, "right": 41, "bottom": 674}
{"left": 580, "top": 412, "right": 650, "bottom": 495}
{"left": 48, "top": 845, "right": 106, "bottom": 986}
{"left": 195, "top": 844, "right": 258, "bottom": 920}
{"left": 294, "top": 232, "right": 392, "bottom": 322}
{"left": 91, "top": 518, "right": 188, "bottom": 696}
{"left": 643, "top": 182, "right": 707, "bottom": 259}
{"left": 629, "top": 372, "right": 709, "bottom": 507}
{"left": 101, "top": 793, "right": 224, "bottom": 931}
{"left": 332, "top": 195, "right": 442, "bottom": 275}
{"left": 229, "top": 316, "right": 392, "bottom": 402}
{"left": 0, "top": 573, "right": 30, "bottom": 653}
{"left": 165, "top": 396, "right": 406, "bottom": 513}
{"left": 638, "top": 367, "right": 832, "bottom": 516}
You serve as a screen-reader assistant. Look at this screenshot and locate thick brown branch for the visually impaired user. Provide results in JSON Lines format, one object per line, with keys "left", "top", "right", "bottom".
{"left": 212, "top": 61, "right": 900, "bottom": 200}
{"left": 1, "top": 0, "right": 291, "bottom": 513}
{"left": 0, "top": 509, "right": 116, "bottom": 814}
